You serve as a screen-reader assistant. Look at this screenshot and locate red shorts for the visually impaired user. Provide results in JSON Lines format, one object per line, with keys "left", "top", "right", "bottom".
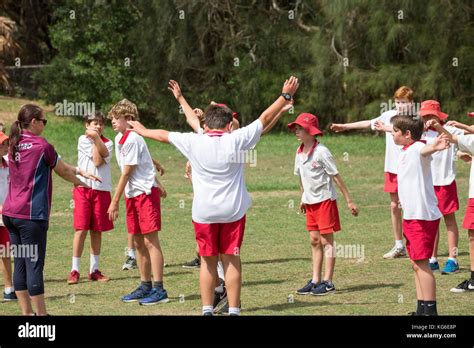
{"left": 384, "top": 172, "right": 398, "bottom": 193}
{"left": 193, "top": 215, "right": 246, "bottom": 257}
{"left": 305, "top": 199, "right": 341, "bottom": 234}
{"left": 0, "top": 226, "right": 10, "bottom": 247}
{"left": 434, "top": 180, "right": 459, "bottom": 215}
{"left": 462, "top": 198, "right": 474, "bottom": 230}
{"left": 125, "top": 187, "right": 161, "bottom": 235}
{"left": 402, "top": 219, "right": 440, "bottom": 261}
{"left": 73, "top": 187, "right": 114, "bottom": 232}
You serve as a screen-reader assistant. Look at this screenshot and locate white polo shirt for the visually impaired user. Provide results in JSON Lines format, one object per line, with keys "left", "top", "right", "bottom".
{"left": 456, "top": 134, "right": 474, "bottom": 198}
{"left": 423, "top": 125, "right": 463, "bottom": 186}
{"left": 0, "top": 156, "right": 9, "bottom": 227}
{"left": 77, "top": 135, "right": 113, "bottom": 191}
{"left": 397, "top": 141, "right": 442, "bottom": 221}
{"left": 115, "top": 130, "right": 157, "bottom": 198}
{"left": 294, "top": 142, "right": 338, "bottom": 204}
{"left": 168, "top": 119, "right": 263, "bottom": 223}
{"left": 370, "top": 109, "right": 401, "bottom": 174}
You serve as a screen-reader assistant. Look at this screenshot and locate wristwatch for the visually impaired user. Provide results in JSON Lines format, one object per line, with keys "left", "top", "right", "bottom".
{"left": 281, "top": 93, "right": 292, "bottom": 101}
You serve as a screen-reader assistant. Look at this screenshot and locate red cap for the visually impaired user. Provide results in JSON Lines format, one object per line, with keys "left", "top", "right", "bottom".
{"left": 214, "top": 103, "right": 238, "bottom": 119}
{"left": 0, "top": 131, "right": 8, "bottom": 144}
{"left": 467, "top": 112, "right": 474, "bottom": 118}
{"left": 419, "top": 100, "right": 448, "bottom": 120}
{"left": 288, "top": 113, "right": 323, "bottom": 136}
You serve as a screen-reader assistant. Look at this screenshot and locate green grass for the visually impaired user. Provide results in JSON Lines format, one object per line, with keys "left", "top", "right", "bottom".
{"left": 0, "top": 97, "right": 473, "bottom": 315}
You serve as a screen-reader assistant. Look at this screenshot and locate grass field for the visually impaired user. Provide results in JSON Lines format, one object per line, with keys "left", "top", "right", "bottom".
{"left": 0, "top": 96, "right": 473, "bottom": 315}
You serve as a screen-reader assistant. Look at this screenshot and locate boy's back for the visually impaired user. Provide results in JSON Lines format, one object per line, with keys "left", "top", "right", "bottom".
{"left": 169, "top": 119, "right": 263, "bottom": 223}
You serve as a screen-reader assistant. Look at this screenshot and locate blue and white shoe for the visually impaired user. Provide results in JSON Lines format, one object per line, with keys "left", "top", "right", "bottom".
{"left": 138, "top": 288, "right": 170, "bottom": 306}
{"left": 311, "top": 281, "right": 336, "bottom": 296}
{"left": 3, "top": 291, "right": 17, "bottom": 301}
{"left": 441, "top": 259, "right": 459, "bottom": 274}
{"left": 429, "top": 261, "right": 440, "bottom": 271}
{"left": 121, "top": 285, "right": 152, "bottom": 303}
{"left": 296, "top": 280, "right": 317, "bottom": 295}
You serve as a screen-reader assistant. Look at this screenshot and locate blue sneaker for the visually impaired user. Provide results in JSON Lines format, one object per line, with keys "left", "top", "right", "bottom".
{"left": 3, "top": 291, "right": 17, "bottom": 301}
{"left": 441, "top": 259, "right": 459, "bottom": 274}
{"left": 311, "top": 281, "right": 336, "bottom": 296}
{"left": 138, "top": 287, "right": 170, "bottom": 306}
{"left": 122, "top": 285, "right": 152, "bottom": 303}
{"left": 296, "top": 280, "right": 317, "bottom": 295}
{"left": 429, "top": 261, "right": 440, "bottom": 271}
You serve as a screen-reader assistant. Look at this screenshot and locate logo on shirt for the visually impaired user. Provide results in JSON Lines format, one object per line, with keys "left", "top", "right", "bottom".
{"left": 311, "top": 160, "right": 319, "bottom": 168}
{"left": 17, "top": 143, "right": 33, "bottom": 151}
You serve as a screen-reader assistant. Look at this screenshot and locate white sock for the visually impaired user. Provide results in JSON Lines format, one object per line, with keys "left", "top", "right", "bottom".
{"left": 429, "top": 257, "right": 438, "bottom": 263}
{"left": 448, "top": 257, "right": 457, "bottom": 263}
{"left": 127, "top": 248, "right": 136, "bottom": 259}
{"left": 217, "top": 261, "right": 225, "bottom": 280}
{"left": 228, "top": 307, "right": 241, "bottom": 316}
{"left": 395, "top": 240, "right": 404, "bottom": 249}
{"left": 202, "top": 305, "right": 213, "bottom": 315}
{"left": 90, "top": 254, "right": 100, "bottom": 273}
{"left": 311, "top": 279, "right": 318, "bottom": 284}
{"left": 72, "top": 257, "right": 81, "bottom": 272}
{"left": 4, "top": 287, "right": 13, "bottom": 294}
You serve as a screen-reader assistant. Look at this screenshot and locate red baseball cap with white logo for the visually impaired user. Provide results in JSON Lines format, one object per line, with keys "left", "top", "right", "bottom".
{"left": 419, "top": 100, "right": 448, "bottom": 120}
{"left": 288, "top": 113, "right": 323, "bottom": 136}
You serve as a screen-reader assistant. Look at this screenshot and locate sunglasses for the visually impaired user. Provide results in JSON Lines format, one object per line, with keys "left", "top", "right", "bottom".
{"left": 36, "top": 118, "right": 47, "bottom": 126}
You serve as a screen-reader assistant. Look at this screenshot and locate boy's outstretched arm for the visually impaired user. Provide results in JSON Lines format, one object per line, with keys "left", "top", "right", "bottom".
{"left": 127, "top": 121, "right": 169, "bottom": 143}
{"left": 152, "top": 158, "right": 165, "bottom": 176}
{"left": 262, "top": 102, "right": 293, "bottom": 135}
{"left": 168, "top": 80, "right": 201, "bottom": 132}
{"left": 108, "top": 165, "right": 135, "bottom": 221}
{"left": 420, "top": 134, "right": 450, "bottom": 157}
{"left": 330, "top": 120, "right": 372, "bottom": 133}
{"left": 333, "top": 174, "right": 359, "bottom": 216}
{"left": 426, "top": 120, "right": 458, "bottom": 144}
{"left": 446, "top": 120, "right": 474, "bottom": 134}
{"left": 258, "top": 76, "right": 299, "bottom": 129}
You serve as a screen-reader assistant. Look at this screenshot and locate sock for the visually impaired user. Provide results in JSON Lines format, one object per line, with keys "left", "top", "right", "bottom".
{"left": 90, "top": 254, "right": 99, "bottom": 273}
{"left": 429, "top": 257, "right": 437, "bottom": 263}
{"left": 127, "top": 248, "right": 136, "bottom": 259}
{"left": 153, "top": 281, "right": 163, "bottom": 290}
{"left": 141, "top": 281, "right": 152, "bottom": 291}
{"left": 424, "top": 301, "right": 438, "bottom": 316}
{"left": 217, "top": 261, "right": 225, "bottom": 280}
{"left": 448, "top": 257, "right": 457, "bottom": 263}
{"left": 4, "top": 287, "right": 13, "bottom": 295}
{"left": 202, "top": 305, "right": 213, "bottom": 315}
{"left": 228, "top": 307, "right": 241, "bottom": 316}
{"left": 416, "top": 300, "right": 424, "bottom": 315}
{"left": 471, "top": 271, "right": 474, "bottom": 281}
{"left": 395, "top": 240, "right": 404, "bottom": 249}
{"left": 72, "top": 257, "right": 81, "bottom": 272}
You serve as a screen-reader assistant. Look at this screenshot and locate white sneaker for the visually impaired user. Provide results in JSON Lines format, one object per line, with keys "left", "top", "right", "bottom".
{"left": 383, "top": 246, "right": 407, "bottom": 259}
{"left": 450, "top": 279, "right": 474, "bottom": 293}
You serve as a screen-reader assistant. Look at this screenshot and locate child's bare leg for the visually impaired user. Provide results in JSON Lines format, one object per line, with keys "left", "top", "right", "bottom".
{"left": 431, "top": 229, "right": 439, "bottom": 259}
{"left": 133, "top": 235, "right": 151, "bottom": 281}
{"left": 200, "top": 255, "right": 218, "bottom": 306}
{"left": 16, "top": 290, "right": 34, "bottom": 315}
{"left": 31, "top": 294, "right": 47, "bottom": 316}
{"left": 1, "top": 257, "right": 13, "bottom": 288}
{"left": 72, "top": 230, "right": 88, "bottom": 258}
{"left": 412, "top": 260, "right": 424, "bottom": 300}
{"left": 90, "top": 231, "right": 102, "bottom": 256}
{"left": 220, "top": 254, "right": 241, "bottom": 308}
{"left": 389, "top": 192, "right": 403, "bottom": 241}
{"left": 444, "top": 213, "right": 459, "bottom": 259}
{"left": 469, "top": 230, "right": 474, "bottom": 272}
{"left": 196, "top": 244, "right": 200, "bottom": 259}
{"left": 143, "top": 232, "right": 164, "bottom": 282}
{"left": 414, "top": 259, "right": 436, "bottom": 301}
{"left": 321, "top": 233, "right": 335, "bottom": 282}
{"left": 309, "top": 230, "right": 323, "bottom": 283}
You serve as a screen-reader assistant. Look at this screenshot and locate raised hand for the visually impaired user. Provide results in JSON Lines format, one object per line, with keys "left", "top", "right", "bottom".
{"left": 168, "top": 80, "right": 182, "bottom": 99}
{"left": 433, "top": 134, "right": 450, "bottom": 151}
{"left": 282, "top": 76, "right": 299, "bottom": 97}
{"left": 127, "top": 120, "right": 147, "bottom": 136}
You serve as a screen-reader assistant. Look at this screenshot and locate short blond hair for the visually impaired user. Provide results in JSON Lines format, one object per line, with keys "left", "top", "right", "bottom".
{"left": 393, "top": 86, "right": 414, "bottom": 101}
{"left": 108, "top": 99, "right": 139, "bottom": 120}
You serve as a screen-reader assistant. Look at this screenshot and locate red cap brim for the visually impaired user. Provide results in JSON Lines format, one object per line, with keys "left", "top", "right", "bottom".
{"left": 288, "top": 121, "right": 323, "bottom": 136}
